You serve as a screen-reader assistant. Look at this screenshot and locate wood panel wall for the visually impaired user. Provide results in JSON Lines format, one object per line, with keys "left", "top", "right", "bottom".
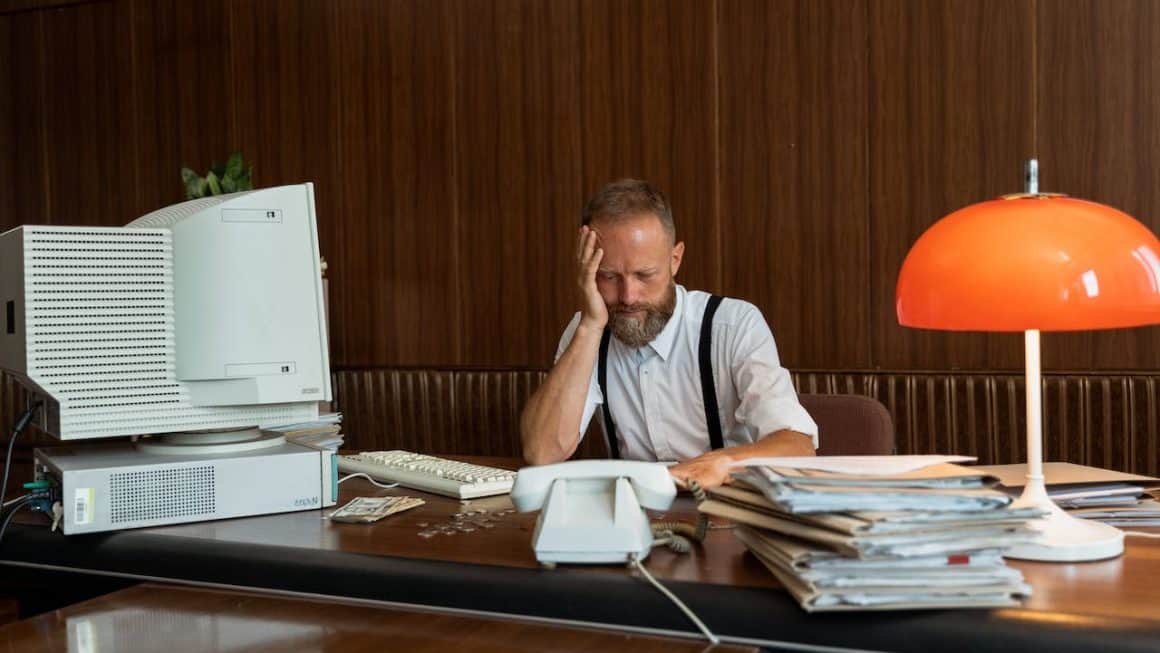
{"left": 2, "top": 0, "right": 1160, "bottom": 374}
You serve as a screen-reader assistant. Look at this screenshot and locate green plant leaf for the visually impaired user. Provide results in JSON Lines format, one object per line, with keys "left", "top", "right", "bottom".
{"left": 210, "top": 161, "right": 225, "bottom": 178}
{"left": 224, "top": 151, "right": 244, "bottom": 180}
{"left": 206, "top": 171, "right": 223, "bottom": 195}
{"left": 221, "top": 174, "right": 237, "bottom": 193}
{"left": 238, "top": 167, "right": 254, "bottom": 191}
{"left": 181, "top": 167, "right": 203, "bottom": 199}
{"left": 188, "top": 177, "right": 207, "bottom": 199}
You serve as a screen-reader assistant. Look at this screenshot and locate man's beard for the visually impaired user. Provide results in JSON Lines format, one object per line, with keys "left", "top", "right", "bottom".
{"left": 609, "top": 282, "right": 677, "bottom": 348}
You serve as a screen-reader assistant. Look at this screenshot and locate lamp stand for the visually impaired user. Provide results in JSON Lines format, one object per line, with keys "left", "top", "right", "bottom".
{"left": 1005, "top": 329, "right": 1124, "bottom": 561}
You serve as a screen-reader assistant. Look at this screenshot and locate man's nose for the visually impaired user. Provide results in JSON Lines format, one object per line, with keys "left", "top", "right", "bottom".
{"left": 620, "top": 278, "right": 641, "bottom": 306}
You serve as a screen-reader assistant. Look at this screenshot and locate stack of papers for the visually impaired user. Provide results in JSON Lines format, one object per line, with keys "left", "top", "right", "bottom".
{"left": 973, "top": 462, "right": 1160, "bottom": 527}
{"left": 1069, "top": 500, "right": 1160, "bottom": 526}
{"left": 264, "top": 412, "right": 344, "bottom": 450}
{"left": 702, "top": 456, "right": 1042, "bottom": 612}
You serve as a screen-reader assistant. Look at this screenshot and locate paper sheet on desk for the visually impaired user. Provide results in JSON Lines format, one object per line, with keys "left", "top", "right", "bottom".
{"left": 732, "top": 455, "right": 976, "bottom": 476}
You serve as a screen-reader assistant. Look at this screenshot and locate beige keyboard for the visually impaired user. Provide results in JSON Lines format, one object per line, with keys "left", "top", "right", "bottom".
{"left": 337, "top": 450, "right": 516, "bottom": 499}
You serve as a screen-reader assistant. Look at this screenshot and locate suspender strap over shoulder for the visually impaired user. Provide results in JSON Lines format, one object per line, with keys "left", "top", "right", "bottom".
{"left": 598, "top": 327, "right": 621, "bottom": 459}
{"left": 699, "top": 295, "right": 725, "bottom": 451}
{"left": 596, "top": 294, "right": 725, "bottom": 459}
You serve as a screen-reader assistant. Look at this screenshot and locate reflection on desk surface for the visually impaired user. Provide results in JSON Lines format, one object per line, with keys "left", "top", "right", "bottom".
{"left": 0, "top": 584, "right": 757, "bottom": 653}
{"left": 68, "top": 457, "right": 1160, "bottom": 624}
{"left": 145, "top": 468, "right": 770, "bottom": 588}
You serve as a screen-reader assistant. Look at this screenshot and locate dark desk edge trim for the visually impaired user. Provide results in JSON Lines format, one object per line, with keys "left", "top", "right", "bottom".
{"left": 3, "top": 525, "right": 1160, "bottom": 653}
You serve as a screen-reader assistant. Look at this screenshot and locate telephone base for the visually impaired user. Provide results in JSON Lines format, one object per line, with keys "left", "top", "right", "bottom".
{"left": 533, "top": 549, "right": 646, "bottom": 565}
{"left": 530, "top": 476, "right": 656, "bottom": 565}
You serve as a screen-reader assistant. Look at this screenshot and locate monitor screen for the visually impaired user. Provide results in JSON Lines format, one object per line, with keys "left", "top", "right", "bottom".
{"left": 0, "top": 183, "right": 331, "bottom": 440}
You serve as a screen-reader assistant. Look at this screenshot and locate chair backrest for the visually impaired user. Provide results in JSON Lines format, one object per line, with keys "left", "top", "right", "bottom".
{"left": 799, "top": 393, "right": 895, "bottom": 456}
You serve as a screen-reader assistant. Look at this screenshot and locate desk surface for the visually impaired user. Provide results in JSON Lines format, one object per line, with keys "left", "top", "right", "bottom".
{"left": 0, "top": 583, "right": 755, "bottom": 653}
{"left": 3, "top": 456, "right": 1160, "bottom": 652}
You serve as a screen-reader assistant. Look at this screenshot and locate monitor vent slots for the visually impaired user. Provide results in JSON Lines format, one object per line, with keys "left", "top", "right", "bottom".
{"left": 109, "top": 465, "right": 216, "bottom": 524}
{"left": 21, "top": 227, "right": 313, "bottom": 438}
{"left": 25, "top": 228, "right": 180, "bottom": 420}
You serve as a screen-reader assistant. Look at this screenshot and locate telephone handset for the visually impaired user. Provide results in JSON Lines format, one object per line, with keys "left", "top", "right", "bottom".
{"left": 511, "top": 459, "right": 677, "bottom": 565}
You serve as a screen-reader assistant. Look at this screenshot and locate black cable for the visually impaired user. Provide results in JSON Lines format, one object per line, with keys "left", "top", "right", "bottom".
{"left": 1, "top": 402, "right": 42, "bottom": 511}
{"left": 0, "top": 496, "right": 33, "bottom": 548}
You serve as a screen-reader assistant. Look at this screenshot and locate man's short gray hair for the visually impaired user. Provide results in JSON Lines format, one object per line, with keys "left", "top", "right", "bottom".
{"left": 581, "top": 179, "right": 676, "bottom": 243}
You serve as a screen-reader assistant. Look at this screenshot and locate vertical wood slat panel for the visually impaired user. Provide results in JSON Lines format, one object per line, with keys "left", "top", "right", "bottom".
{"left": 6, "top": 368, "right": 1159, "bottom": 477}
{"left": 579, "top": 0, "right": 719, "bottom": 296}
{"left": 718, "top": 0, "right": 870, "bottom": 371}
{"left": 868, "top": 0, "right": 1034, "bottom": 371}
{"left": 327, "top": 368, "right": 1160, "bottom": 476}
{"left": 332, "top": 369, "right": 456, "bottom": 453}
{"left": 4, "top": 0, "right": 1160, "bottom": 374}
{"left": 1037, "top": 0, "right": 1160, "bottom": 371}
{"left": 0, "top": 10, "right": 46, "bottom": 232}
{"left": 454, "top": 0, "right": 582, "bottom": 368}
{"left": 329, "top": 369, "right": 612, "bottom": 457}
{"left": 333, "top": 1, "right": 458, "bottom": 368}
{"left": 229, "top": 0, "right": 343, "bottom": 362}
{"left": 132, "top": 0, "right": 236, "bottom": 218}
{"left": 39, "top": 1, "right": 138, "bottom": 227}
{"left": 791, "top": 370, "right": 1160, "bottom": 476}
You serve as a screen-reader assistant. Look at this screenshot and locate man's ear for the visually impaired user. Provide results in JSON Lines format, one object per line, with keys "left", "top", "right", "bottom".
{"left": 671, "top": 241, "right": 685, "bottom": 277}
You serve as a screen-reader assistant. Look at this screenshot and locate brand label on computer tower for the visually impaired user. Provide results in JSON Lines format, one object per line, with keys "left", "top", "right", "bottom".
{"left": 74, "top": 488, "right": 94, "bottom": 525}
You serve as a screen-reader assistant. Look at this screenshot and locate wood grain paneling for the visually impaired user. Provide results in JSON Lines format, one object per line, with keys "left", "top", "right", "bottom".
{"left": 1036, "top": 0, "right": 1160, "bottom": 370}
{"left": 39, "top": 1, "right": 136, "bottom": 226}
{"left": 454, "top": 0, "right": 582, "bottom": 367}
{"left": 3, "top": 0, "right": 1160, "bottom": 376}
{"left": 326, "top": 366, "right": 1160, "bottom": 475}
{"left": 719, "top": 0, "right": 870, "bottom": 370}
{"left": 131, "top": 0, "right": 236, "bottom": 217}
{"left": 869, "top": 0, "right": 1034, "bottom": 371}
{"left": 230, "top": 0, "right": 342, "bottom": 360}
{"left": 333, "top": 1, "right": 457, "bottom": 367}
{"left": 579, "top": 0, "right": 719, "bottom": 296}
{"left": 331, "top": 367, "right": 607, "bottom": 459}
{"left": 794, "top": 369, "right": 1160, "bottom": 475}
{"left": 0, "top": 10, "right": 46, "bottom": 231}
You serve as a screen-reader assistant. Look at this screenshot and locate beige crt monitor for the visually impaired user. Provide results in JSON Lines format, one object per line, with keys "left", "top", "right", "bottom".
{"left": 0, "top": 183, "right": 338, "bottom": 533}
{"left": 0, "top": 184, "right": 331, "bottom": 439}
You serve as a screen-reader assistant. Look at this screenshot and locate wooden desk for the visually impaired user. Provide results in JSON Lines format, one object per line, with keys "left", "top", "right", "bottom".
{"left": 0, "top": 583, "right": 755, "bottom": 653}
{"left": 2, "top": 457, "right": 1159, "bottom": 652}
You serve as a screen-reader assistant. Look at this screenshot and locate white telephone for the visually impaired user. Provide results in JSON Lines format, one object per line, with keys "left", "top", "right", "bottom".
{"left": 511, "top": 459, "right": 677, "bottom": 565}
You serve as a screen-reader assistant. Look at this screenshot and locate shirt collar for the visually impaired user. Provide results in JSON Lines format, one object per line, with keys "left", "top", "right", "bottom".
{"left": 647, "top": 284, "right": 685, "bottom": 361}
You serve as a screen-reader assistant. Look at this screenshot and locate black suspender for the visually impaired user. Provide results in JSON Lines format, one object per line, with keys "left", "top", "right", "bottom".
{"left": 597, "top": 295, "right": 725, "bottom": 459}
{"left": 597, "top": 327, "right": 621, "bottom": 459}
{"left": 700, "top": 295, "right": 726, "bottom": 450}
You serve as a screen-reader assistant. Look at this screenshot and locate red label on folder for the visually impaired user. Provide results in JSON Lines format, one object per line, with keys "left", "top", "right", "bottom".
{"left": 947, "top": 554, "right": 970, "bottom": 565}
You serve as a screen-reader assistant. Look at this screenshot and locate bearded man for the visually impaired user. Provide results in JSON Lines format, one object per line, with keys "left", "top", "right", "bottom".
{"left": 519, "top": 179, "right": 817, "bottom": 488}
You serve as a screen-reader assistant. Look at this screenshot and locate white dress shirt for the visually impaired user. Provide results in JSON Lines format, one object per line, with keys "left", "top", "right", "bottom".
{"left": 555, "top": 285, "right": 818, "bottom": 462}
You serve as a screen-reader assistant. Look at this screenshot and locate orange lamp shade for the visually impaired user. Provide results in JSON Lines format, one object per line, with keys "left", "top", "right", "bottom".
{"left": 896, "top": 195, "right": 1160, "bottom": 332}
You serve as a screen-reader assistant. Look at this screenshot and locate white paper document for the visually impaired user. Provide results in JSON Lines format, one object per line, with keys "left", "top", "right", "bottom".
{"left": 732, "top": 455, "right": 976, "bottom": 476}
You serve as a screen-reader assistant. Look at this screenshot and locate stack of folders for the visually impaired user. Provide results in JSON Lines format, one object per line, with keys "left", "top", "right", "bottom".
{"left": 976, "top": 463, "right": 1160, "bottom": 528}
{"left": 264, "top": 412, "right": 344, "bottom": 451}
{"left": 699, "top": 458, "right": 1045, "bottom": 612}
{"left": 1067, "top": 497, "right": 1160, "bottom": 526}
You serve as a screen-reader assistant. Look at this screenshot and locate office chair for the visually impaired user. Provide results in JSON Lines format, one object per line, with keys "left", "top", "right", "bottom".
{"left": 800, "top": 393, "right": 896, "bottom": 456}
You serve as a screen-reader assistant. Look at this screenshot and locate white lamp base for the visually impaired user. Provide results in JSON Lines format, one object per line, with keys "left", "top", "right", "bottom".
{"left": 1005, "top": 484, "right": 1124, "bottom": 562}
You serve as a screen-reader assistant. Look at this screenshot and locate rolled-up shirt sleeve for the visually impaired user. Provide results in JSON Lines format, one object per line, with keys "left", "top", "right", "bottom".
{"left": 727, "top": 304, "right": 819, "bottom": 447}
{"left": 554, "top": 312, "right": 602, "bottom": 439}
